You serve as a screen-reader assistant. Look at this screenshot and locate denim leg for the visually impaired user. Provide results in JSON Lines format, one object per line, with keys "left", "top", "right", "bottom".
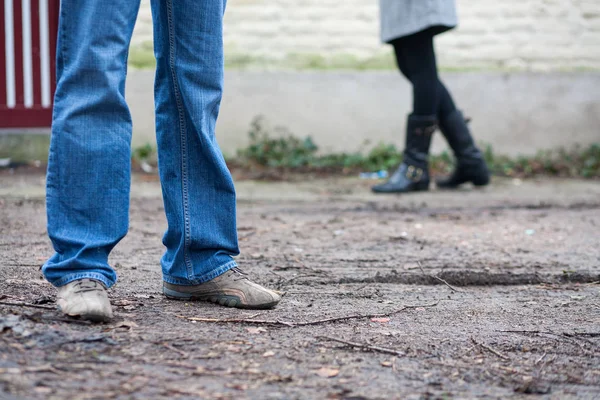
{"left": 43, "top": 1, "right": 141, "bottom": 288}
{"left": 150, "top": 0, "right": 239, "bottom": 285}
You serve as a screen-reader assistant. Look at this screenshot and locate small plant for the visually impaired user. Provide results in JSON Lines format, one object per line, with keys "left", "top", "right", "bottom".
{"left": 361, "top": 143, "right": 403, "bottom": 171}
{"left": 482, "top": 142, "right": 600, "bottom": 179}
{"left": 231, "top": 117, "right": 600, "bottom": 179}
{"left": 131, "top": 143, "right": 157, "bottom": 173}
{"left": 236, "top": 116, "right": 320, "bottom": 168}
{"left": 132, "top": 143, "right": 155, "bottom": 162}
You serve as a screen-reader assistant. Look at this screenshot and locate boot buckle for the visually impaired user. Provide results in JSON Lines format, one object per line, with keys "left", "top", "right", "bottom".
{"left": 405, "top": 166, "right": 424, "bottom": 182}
{"left": 414, "top": 124, "right": 437, "bottom": 136}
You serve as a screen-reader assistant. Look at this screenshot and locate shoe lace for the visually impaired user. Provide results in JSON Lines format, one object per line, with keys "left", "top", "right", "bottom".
{"left": 230, "top": 267, "right": 249, "bottom": 281}
{"left": 72, "top": 280, "right": 104, "bottom": 293}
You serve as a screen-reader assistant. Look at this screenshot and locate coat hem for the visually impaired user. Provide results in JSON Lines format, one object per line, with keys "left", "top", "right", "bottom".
{"left": 381, "top": 20, "right": 457, "bottom": 43}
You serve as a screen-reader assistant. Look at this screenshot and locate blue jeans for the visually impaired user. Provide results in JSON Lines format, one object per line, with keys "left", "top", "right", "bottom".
{"left": 43, "top": 0, "right": 239, "bottom": 288}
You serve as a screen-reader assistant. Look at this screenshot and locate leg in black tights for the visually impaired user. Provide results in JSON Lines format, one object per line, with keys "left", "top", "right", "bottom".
{"left": 437, "top": 80, "right": 456, "bottom": 122}
{"left": 372, "top": 30, "right": 443, "bottom": 193}
{"left": 373, "top": 29, "right": 490, "bottom": 193}
{"left": 390, "top": 29, "right": 490, "bottom": 189}
{"left": 391, "top": 29, "right": 456, "bottom": 120}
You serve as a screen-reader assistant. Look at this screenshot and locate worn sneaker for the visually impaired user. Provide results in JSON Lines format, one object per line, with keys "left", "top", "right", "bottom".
{"left": 163, "top": 267, "right": 281, "bottom": 309}
{"left": 56, "top": 279, "right": 113, "bottom": 322}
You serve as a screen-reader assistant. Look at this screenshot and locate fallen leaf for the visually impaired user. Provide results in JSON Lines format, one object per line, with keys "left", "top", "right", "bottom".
{"left": 225, "top": 345, "right": 242, "bottom": 353}
{"left": 263, "top": 374, "right": 293, "bottom": 383}
{"left": 246, "top": 327, "right": 267, "bottom": 334}
{"left": 316, "top": 367, "right": 339, "bottom": 378}
{"left": 371, "top": 317, "right": 390, "bottom": 323}
{"left": 225, "top": 383, "right": 248, "bottom": 391}
{"left": 24, "top": 365, "right": 58, "bottom": 373}
{"left": 194, "top": 366, "right": 206, "bottom": 374}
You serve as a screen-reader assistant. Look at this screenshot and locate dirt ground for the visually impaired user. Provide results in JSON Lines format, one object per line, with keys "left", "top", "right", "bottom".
{"left": 1, "top": 171, "right": 599, "bottom": 400}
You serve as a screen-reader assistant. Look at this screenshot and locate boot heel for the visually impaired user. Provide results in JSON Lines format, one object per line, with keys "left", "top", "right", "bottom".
{"left": 414, "top": 181, "right": 430, "bottom": 191}
{"left": 472, "top": 176, "right": 490, "bottom": 187}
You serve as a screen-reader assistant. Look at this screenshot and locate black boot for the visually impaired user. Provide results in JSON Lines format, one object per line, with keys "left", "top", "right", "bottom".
{"left": 436, "top": 110, "right": 490, "bottom": 188}
{"left": 372, "top": 115, "right": 436, "bottom": 194}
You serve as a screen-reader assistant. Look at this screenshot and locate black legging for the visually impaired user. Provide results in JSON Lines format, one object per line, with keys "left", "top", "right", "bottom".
{"left": 391, "top": 29, "right": 456, "bottom": 119}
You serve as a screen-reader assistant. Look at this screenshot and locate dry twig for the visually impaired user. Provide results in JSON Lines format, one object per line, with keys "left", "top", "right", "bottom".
{"left": 471, "top": 337, "right": 510, "bottom": 360}
{"left": 238, "top": 231, "right": 256, "bottom": 240}
{"left": 0, "top": 301, "right": 55, "bottom": 310}
{"left": 40, "top": 317, "right": 93, "bottom": 325}
{"left": 159, "top": 342, "right": 189, "bottom": 358}
{"left": 563, "top": 332, "right": 600, "bottom": 338}
{"left": 0, "top": 365, "right": 62, "bottom": 375}
{"left": 499, "top": 329, "right": 600, "bottom": 348}
{"left": 295, "top": 302, "right": 439, "bottom": 326}
{"left": 417, "top": 262, "right": 462, "bottom": 293}
{"left": 499, "top": 329, "right": 600, "bottom": 337}
{"left": 177, "top": 301, "right": 439, "bottom": 327}
{"left": 177, "top": 316, "right": 295, "bottom": 326}
{"left": 317, "top": 335, "right": 405, "bottom": 357}
{"left": 535, "top": 352, "right": 547, "bottom": 365}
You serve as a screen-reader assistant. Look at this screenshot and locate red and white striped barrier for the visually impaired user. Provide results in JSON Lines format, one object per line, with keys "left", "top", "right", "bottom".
{"left": 1, "top": 0, "right": 58, "bottom": 128}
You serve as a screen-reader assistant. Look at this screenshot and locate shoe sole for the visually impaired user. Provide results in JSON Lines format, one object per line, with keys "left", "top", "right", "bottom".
{"left": 58, "top": 306, "right": 112, "bottom": 323}
{"left": 473, "top": 180, "right": 490, "bottom": 187}
{"left": 371, "top": 183, "right": 430, "bottom": 194}
{"left": 437, "top": 178, "right": 490, "bottom": 189}
{"left": 61, "top": 311, "right": 112, "bottom": 323}
{"left": 163, "top": 287, "right": 279, "bottom": 310}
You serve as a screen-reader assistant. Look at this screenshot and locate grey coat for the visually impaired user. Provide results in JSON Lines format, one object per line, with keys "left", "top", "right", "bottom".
{"left": 379, "top": 0, "right": 458, "bottom": 43}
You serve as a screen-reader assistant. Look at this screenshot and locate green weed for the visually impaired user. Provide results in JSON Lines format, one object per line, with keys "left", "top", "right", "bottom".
{"left": 132, "top": 117, "right": 599, "bottom": 179}
{"left": 231, "top": 117, "right": 600, "bottom": 178}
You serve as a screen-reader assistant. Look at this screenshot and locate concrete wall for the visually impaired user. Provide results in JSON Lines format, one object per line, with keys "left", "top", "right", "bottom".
{"left": 5, "top": 2, "right": 600, "bottom": 161}
{"left": 132, "top": 0, "right": 600, "bottom": 70}
{"left": 127, "top": 71, "right": 600, "bottom": 156}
